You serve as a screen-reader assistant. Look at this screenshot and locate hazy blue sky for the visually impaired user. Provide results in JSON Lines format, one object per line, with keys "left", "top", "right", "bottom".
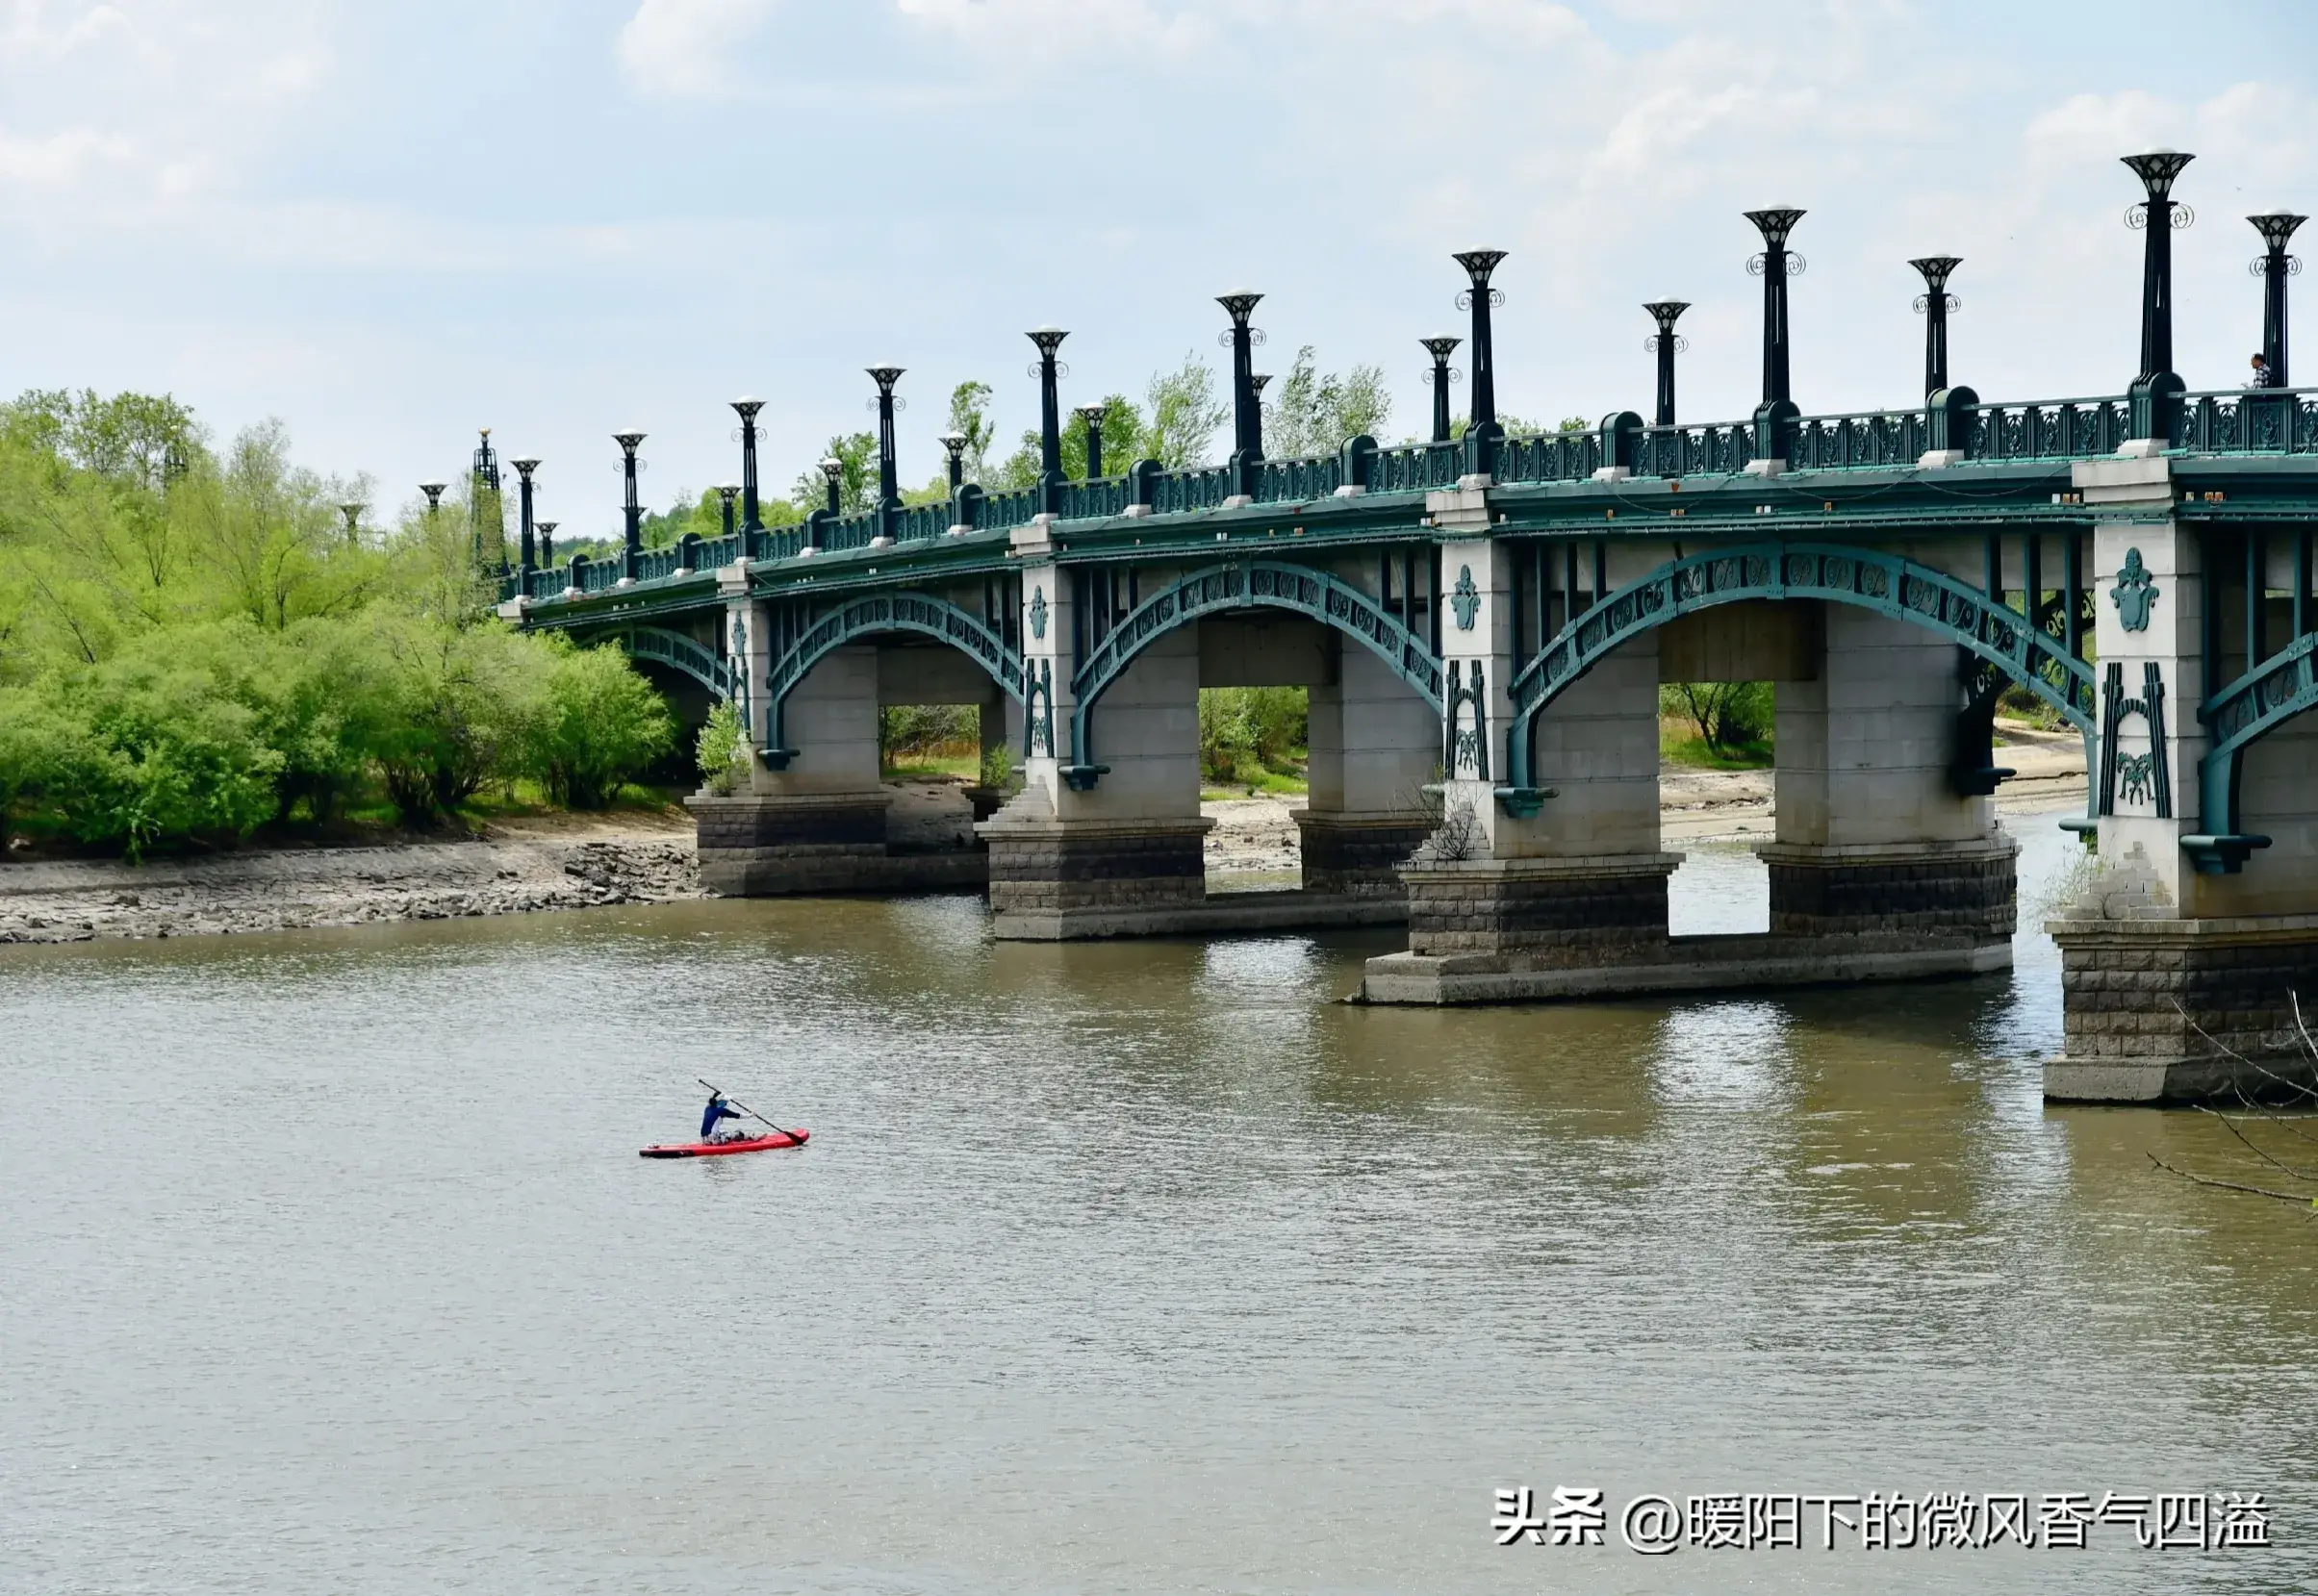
{"left": 3, "top": 0, "right": 2315, "bottom": 532}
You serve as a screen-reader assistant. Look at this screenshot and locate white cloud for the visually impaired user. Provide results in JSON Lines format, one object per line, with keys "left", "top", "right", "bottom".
{"left": 618, "top": 0, "right": 780, "bottom": 97}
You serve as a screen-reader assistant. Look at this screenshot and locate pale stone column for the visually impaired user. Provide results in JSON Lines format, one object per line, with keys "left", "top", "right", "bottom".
{"left": 1298, "top": 642, "right": 1438, "bottom": 895}
{"left": 978, "top": 526, "right": 1210, "bottom": 938}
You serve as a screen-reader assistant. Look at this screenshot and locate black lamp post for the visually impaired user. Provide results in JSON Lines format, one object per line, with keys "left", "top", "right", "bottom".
{"left": 1908, "top": 258, "right": 1961, "bottom": 396}
{"left": 1419, "top": 336, "right": 1461, "bottom": 443}
{"left": 510, "top": 457, "right": 540, "bottom": 575}
{"left": 716, "top": 483, "right": 740, "bottom": 539}
{"left": 1642, "top": 302, "right": 1689, "bottom": 425}
{"left": 939, "top": 430, "right": 967, "bottom": 494}
{"left": 730, "top": 397, "right": 764, "bottom": 532}
{"left": 613, "top": 430, "right": 645, "bottom": 580}
{"left": 867, "top": 367, "right": 904, "bottom": 510}
{"left": 339, "top": 502, "right": 363, "bottom": 544}
{"left": 536, "top": 520, "right": 557, "bottom": 569}
{"left": 1217, "top": 291, "right": 1263, "bottom": 491}
{"left": 2250, "top": 210, "right": 2305, "bottom": 386}
{"left": 1452, "top": 249, "right": 1506, "bottom": 434}
{"left": 1744, "top": 210, "right": 1805, "bottom": 407}
{"left": 420, "top": 482, "right": 446, "bottom": 515}
{"left": 2123, "top": 151, "right": 2195, "bottom": 384}
{"left": 1076, "top": 403, "right": 1108, "bottom": 478}
{"left": 1027, "top": 327, "right": 1068, "bottom": 509}
{"left": 819, "top": 457, "right": 843, "bottom": 517}
{"left": 1251, "top": 373, "right": 1272, "bottom": 459}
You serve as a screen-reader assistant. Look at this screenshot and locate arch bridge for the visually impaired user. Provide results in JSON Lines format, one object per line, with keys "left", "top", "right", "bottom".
{"left": 497, "top": 156, "right": 2318, "bottom": 1105}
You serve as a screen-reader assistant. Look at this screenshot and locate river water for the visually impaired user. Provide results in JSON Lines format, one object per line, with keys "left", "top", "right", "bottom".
{"left": 4, "top": 813, "right": 2313, "bottom": 1594}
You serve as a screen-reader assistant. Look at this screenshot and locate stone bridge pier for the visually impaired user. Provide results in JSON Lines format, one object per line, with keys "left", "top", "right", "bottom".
{"left": 1363, "top": 504, "right": 2019, "bottom": 1003}
{"left": 977, "top": 520, "right": 1438, "bottom": 938}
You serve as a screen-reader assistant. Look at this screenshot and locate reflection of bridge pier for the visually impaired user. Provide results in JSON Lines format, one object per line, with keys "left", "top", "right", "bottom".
{"left": 499, "top": 151, "right": 2318, "bottom": 1102}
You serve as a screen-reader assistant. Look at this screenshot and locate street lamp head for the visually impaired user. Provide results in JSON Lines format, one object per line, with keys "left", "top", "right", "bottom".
{"left": 1745, "top": 208, "right": 1806, "bottom": 249}
{"left": 510, "top": 457, "right": 541, "bottom": 477}
{"left": 1451, "top": 249, "right": 1508, "bottom": 286}
{"left": 2122, "top": 150, "right": 2195, "bottom": 200}
{"left": 1642, "top": 300, "right": 1691, "bottom": 330}
{"left": 730, "top": 396, "right": 764, "bottom": 419}
{"left": 419, "top": 482, "right": 446, "bottom": 507}
{"left": 937, "top": 430, "right": 967, "bottom": 459}
{"left": 1251, "top": 372, "right": 1273, "bottom": 395}
{"left": 612, "top": 431, "right": 646, "bottom": 452}
{"left": 2249, "top": 211, "right": 2308, "bottom": 253}
{"left": 535, "top": 521, "right": 557, "bottom": 537}
{"left": 1215, "top": 291, "right": 1262, "bottom": 325}
{"left": 819, "top": 457, "right": 845, "bottom": 482}
{"left": 1907, "top": 256, "right": 1962, "bottom": 291}
{"left": 1025, "top": 327, "right": 1069, "bottom": 358}
{"left": 866, "top": 366, "right": 904, "bottom": 393}
{"left": 716, "top": 482, "right": 741, "bottom": 501}
{"left": 1074, "top": 402, "right": 1108, "bottom": 424}
{"left": 1419, "top": 335, "right": 1464, "bottom": 361}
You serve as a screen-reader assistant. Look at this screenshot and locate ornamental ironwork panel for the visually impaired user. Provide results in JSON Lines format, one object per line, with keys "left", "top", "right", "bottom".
{"left": 1146, "top": 466, "right": 1236, "bottom": 516}
{"left": 604, "top": 626, "right": 732, "bottom": 700}
{"left": 1066, "top": 559, "right": 1443, "bottom": 771}
{"left": 978, "top": 488, "right": 1039, "bottom": 532}
{"left": 1055, "top": 476, "right": 1134, "bottom": 520}
{"left": 1252, "top": 455, "right": 1344, "bottom": 503}
{"left": 2197, "top": 630, "right": 2318, "bottom": 835}
{"left": 1493, "top": 429, "right": 1602, "bottom": 485}
{"left": 890, "top": 502, "right": 951, "bottom": 542}
{"left": 822, "top": 510, "right": 878, "bottom": 552}
{"left": 1366, "top": 442, "right": 1465, "bottom": 494}
{"left": 762, "top": 592, "right": 1027, "bottom": 750}
{"left": 1502, "top": 541, "right": 2096, "bottom": 791}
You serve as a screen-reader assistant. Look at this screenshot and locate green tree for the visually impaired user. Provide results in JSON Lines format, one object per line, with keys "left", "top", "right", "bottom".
{"left": 1144, "top": 354, "right": 1229, "bottom": 468}
{"left": 1261, "top": 347, "right": 1391, "bottom": 458}
{"left": 527, "top": 636, "right": 675, "bottom": 809}
{"left": 790, "top": 431, "right": 878, "bottom": 516}
{"left": 1661, "top": 681, "right": 1773, "bottom": 760}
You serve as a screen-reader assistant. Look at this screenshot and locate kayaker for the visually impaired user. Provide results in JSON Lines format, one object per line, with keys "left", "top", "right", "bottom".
{"left": 700, "top": 1091, "right": 748, "bottom": 1143}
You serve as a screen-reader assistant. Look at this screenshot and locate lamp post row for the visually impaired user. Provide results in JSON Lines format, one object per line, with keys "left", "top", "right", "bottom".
{"left": 479, "top": 148, "right": 2297, "bottom": 589}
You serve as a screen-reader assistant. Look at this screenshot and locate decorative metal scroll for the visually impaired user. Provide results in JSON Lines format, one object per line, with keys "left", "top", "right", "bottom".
{"left": 1025, "top": 659, "right": 1054, "bottom": 759}
{"left": 1445, "top": 660, "right": 1490, "bottom": 781}
{"left": 603, "top": 625, "right": 732, "bottom": 700}
{"left": 1501, "top": 542, "right": 2098, "bottom": 792}
{"left": 1067, "top": 560, "right": 1443, "bottom": 772}
{"left": 2097, "top": 660, "right": 2173, "bottom": 819}
{"left": 763, "top": 591, "right": 1025, "bottom": 749}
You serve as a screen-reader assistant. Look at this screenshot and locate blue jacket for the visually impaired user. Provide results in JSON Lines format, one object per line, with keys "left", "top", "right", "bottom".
{"left": 700, "top": 1097, "right": 744, "bottom": 1140}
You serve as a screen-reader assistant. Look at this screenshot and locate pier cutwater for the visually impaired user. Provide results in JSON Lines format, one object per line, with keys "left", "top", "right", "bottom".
{"left": 495, "top": 153, "right": 2318, "bottom": 1107}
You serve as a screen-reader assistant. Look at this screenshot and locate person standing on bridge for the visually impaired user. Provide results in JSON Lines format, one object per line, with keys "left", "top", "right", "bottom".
{"left": 700, "top": 1090, "right": 748, "bottom": 1144}
{"left": 2250, "top": 352, "right": 2280, "bottom": 389}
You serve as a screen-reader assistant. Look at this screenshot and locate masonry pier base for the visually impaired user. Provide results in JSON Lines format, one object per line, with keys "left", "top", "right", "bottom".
{"left": 1361, "top": 846, "right": 2013, "bottom": 1004}
{"left": 2046, "top": 915, "right": 2318, "bottom": 1103}
{"left": 686, "top": 793, "right": 986, "bottom": 897}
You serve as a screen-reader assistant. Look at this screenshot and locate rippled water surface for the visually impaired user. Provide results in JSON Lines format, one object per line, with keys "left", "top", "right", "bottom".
{"left": 5, "top": 814, "right": 2314, "bottom": 1593}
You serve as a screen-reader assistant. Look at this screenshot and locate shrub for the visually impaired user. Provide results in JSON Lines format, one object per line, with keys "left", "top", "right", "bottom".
{"left": 1660, "top": 681, "right": 1773, "bottom": 758}
{"left": 529, "top": 637, "right": 675, "bottom": 810}
{"left": 1198, "top": 686, "right": 1306, "bottom": 783}
{"left": 695, "top": 700, "right": 748, "bottom": 796}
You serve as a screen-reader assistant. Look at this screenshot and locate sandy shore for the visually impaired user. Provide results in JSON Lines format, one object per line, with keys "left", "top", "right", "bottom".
{"left": 3, "top": 726, "right": 2088, "bottom": 946}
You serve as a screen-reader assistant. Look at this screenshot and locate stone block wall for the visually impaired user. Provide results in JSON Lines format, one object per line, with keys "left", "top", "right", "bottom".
{"left": 984, "top": 823, "right": 1210, "bottom": 917}
{"left": 1399, "top": 856, "right": 1677, "bottom": 964}
{"left": 1293, "top": 814, "right": 1431, "bottom": 897}
{"left": 2051, "top": 921, "right": 2318, "bottom": 1092}
{"left": 1762, "top": 840, "right": 2018, "bottom": 942}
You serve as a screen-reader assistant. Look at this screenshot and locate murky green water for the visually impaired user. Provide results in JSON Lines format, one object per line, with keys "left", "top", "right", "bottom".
{"left": 4, "top": 815, "right": 2313, "bottom": 1593}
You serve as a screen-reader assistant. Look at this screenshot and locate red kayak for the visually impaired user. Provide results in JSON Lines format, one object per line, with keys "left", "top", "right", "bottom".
{"left": 639, "top": 1130, "right": 809, "bottom": 1159}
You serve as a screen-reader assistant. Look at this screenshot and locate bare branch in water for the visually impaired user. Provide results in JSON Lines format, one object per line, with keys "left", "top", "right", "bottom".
{"left": 2147, "top": 1153, "right": 2315, "bottom": 1207}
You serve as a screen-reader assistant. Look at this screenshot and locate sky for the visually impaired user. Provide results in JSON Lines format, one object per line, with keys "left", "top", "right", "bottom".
{"left": 2, "top": 0, "right": 2315, "bottom": 536}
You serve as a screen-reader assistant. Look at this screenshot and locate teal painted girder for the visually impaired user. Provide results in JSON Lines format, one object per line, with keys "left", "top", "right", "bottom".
{"left": 2198, "top": 630, "right": 2318, "bottom": 839}
{"left": 605, "top": 626, "right": 731, "bottom": 700}
{"left": 1069, "top": 560, "right": 1443, "bottom": 770}
{"left": 1502, "top": 542, "right": 2098, "bottom": 790}
{"left": 765, "top": 591, "right": 1024, "bottom": 747}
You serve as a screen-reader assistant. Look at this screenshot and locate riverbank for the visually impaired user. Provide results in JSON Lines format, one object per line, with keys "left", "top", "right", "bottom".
{"left": 2, "top": 727, "right": 2090, "bottom": 945}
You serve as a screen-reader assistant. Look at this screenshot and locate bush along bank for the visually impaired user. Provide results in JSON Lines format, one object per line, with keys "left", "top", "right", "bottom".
{"left": 0, "top": 389, "right": 677, "bottom": 859}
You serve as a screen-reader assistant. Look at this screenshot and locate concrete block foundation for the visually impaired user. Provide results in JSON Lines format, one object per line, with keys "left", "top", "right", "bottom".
{"left": 2045, "top": 914, "right": 2318, "bottom": 1102}
{"left": 1292, "top": 812, "right": 1432, "bottom": 897}
{"left": 686, "top": 793, "right": 986, "bottom": 897}
{"left": 1760, "top": 837, "right": 2019, "bottom": 942}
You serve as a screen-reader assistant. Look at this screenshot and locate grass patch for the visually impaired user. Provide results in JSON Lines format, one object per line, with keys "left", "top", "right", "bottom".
{"left": 883, "top": 754, "right": 981, "bottom": 782}
{"left": 1660, "top": 726, "right": 1772, "bottom": 770}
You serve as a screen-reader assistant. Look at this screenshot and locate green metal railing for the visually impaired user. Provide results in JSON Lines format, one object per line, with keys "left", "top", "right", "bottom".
{"left": 1146, "top": 465, "right": 1236, "bottom": 516}
{"left": 1494, "top": 429, "right": 1606, "bottom": 485}
{"left": 1633, "top": 420, "right": 1753, "bottom": 477}
{"left": 1056, "top": 476, "right": 1134, "bottom": 519}
{"left": 1252, "top": 454, "right": 1345, "bottom": 502}
{"left": 1789, "top": 407, "right": 1928, "bottom": 469}
{"left": 1366, "top": 441, "right": 1465, "bottom": 494}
